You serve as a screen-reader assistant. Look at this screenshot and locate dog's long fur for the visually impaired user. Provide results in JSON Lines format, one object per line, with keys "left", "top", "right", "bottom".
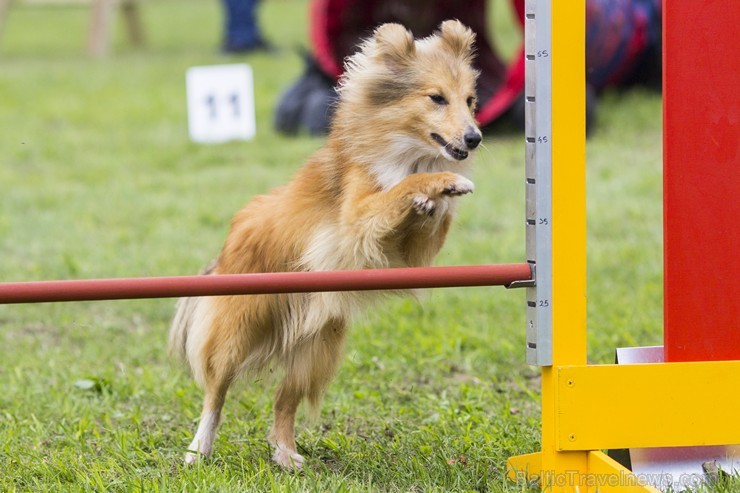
{"left": 170, "top": 20, "right": 482, "bottom": 468}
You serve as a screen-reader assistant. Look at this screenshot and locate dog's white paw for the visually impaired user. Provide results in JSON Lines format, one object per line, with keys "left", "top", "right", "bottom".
{"left": 413, "top": 195, "right": 436, "bottom": 216}
{"left": 442, "top": 176, "right": 475, "bottom": 196}
{"left": 273, "top": 443, "right": 305, "bottom": 469}
{"left": 184, "top": 434, "right": 213, "bottom": 465}
{"left": 184, "top": 451, "right": 200, "bottom": 465}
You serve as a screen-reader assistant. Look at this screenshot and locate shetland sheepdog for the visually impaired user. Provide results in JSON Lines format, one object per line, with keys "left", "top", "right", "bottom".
{"left": 170, "top": 19, "right": 482, "bottom": 468}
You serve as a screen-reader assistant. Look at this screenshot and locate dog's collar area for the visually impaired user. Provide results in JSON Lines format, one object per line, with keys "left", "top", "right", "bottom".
{"left": 430, "top": 133, "right": 468, "bottom": 161}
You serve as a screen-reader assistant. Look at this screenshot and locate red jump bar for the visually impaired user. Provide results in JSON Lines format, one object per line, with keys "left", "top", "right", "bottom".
{"left": 0, "top": 263, "right": 533, "bottom": 304}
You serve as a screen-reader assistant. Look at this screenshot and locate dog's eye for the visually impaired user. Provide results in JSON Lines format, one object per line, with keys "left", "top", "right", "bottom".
{"left": 466, "top": 96, "right": 475, "bottom": 108}
{"left": 429, "top": 94, "right": 448, "bottom": 105}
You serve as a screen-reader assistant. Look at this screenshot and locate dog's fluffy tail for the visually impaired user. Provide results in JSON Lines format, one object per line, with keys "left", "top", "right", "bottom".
{"left": 168, "top": 261, "right": 216, "bottom": 374}
{"left": 168, "top": 295, "right": 200, "bottom": 371}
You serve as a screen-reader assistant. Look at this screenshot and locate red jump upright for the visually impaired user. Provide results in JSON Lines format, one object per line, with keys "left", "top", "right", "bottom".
{"left": 663, "top": 3, "right": 740, "bottom": 362}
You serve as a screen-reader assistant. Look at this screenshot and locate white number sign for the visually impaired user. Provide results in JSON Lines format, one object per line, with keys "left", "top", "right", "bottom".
{"left": 186, "top": 64, "right": 256, "bottom": 143}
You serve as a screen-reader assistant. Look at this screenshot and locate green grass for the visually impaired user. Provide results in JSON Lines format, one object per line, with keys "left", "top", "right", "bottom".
{"left": 0, "top": 1, "right": 734, "bottom": 491}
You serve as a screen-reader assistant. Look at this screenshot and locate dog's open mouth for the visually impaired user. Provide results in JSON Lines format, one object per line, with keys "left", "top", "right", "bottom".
{"left": 431, "top": 133, "right": 469, "bottom": 161}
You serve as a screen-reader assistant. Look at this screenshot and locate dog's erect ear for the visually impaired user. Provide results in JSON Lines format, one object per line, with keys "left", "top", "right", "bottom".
{"left": 372, "top": 23, "right": 416, "bottom": 72}
{"left": 438, "top": 19, "right": 476, "bottom": 60}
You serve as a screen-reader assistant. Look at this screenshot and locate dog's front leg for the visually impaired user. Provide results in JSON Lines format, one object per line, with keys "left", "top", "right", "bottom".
{"left": 346, "top": 171, "right": 474, "bottom": 241}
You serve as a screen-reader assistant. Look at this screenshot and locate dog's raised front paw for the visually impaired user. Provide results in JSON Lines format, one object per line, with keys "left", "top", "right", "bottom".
{"left": 442, "top": 175, "right": 474, "bottom": 196}
{"left": 412, "top": 195, "right": 436, "bottom": 216}
{"left": 273, "top": 443, "right": 305, "bottom": 469}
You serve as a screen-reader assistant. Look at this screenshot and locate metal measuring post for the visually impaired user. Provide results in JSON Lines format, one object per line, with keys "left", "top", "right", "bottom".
{"left": 524, "top": 0, "right": 553, "bottom": 366}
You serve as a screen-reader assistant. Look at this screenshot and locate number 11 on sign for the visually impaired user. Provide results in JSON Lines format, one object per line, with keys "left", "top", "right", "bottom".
{"left": 186, "top": 64, "right": 256, "bottom": 143}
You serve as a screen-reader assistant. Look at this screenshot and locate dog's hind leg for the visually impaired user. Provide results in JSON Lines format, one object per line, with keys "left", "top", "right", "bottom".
{"left": 268, "top": 377, "right": 305, "bottom": 469}
{"left": 183, "top": 297, "right": 264, "bottom": 464}
{"left": 269, "top": 317, "right": 347, "bottom": 469}
{"left": 185, "top": 379, "right": 229, "bottom": 464}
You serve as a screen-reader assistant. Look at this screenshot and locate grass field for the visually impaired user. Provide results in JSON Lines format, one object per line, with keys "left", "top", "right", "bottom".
{"left": 1, "top": 1, "right": 731, "bottom": 492}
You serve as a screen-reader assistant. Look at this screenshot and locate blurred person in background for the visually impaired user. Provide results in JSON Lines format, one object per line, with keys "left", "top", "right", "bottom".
{"left": 274, "top": 0, "right": 663, "bottom": 135}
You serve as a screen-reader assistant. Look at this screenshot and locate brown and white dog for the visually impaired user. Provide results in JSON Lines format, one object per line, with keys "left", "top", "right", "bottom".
{"left": 169, "top": 19, "right": 482, "bottom": 468}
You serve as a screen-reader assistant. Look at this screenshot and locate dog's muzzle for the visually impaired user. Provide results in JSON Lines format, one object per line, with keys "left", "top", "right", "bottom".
{"left": 431, "top": 128, "right": 482, "bottom": 161}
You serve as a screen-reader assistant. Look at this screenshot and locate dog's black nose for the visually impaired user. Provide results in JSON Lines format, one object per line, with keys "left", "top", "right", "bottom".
{"left": 464, "top": 129, "right": 482, "bottom": 150}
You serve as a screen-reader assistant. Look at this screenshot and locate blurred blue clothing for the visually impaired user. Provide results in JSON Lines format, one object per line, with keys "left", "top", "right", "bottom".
{"left": 222, "top": 0, "right": 264, "bottom": 52}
